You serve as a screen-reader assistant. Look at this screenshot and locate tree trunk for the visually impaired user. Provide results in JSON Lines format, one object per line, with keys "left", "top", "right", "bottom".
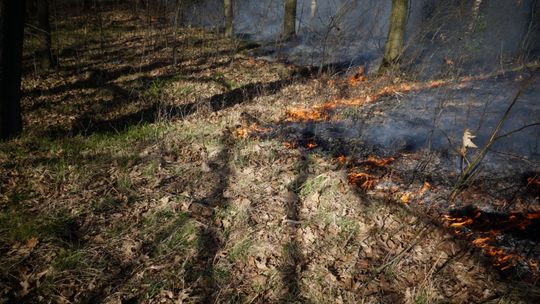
{"left": 468, "top": 0, "right": 483, "bottom": 32}
{"left": 172, "top": 0, "right": 182, "bottom": 65}
{"left": 282, "top": 0, "right": 297, "bottom": 40}
{"left": 380, "top": 0, "right": 408, "bottom": 71}
{"left": 35, "top": 0, "right": 53, "bottom": 71}
{"left": 0, "top": 0, "right": 25, "bottom": 139}
{"left": 224, "top": 0, "right": 233, "bottom": 38}
{"left": 310, "top": 0, "right": 317, "bottom": 18}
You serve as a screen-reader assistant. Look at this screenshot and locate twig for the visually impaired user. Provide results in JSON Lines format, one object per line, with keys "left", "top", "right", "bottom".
{"left": 495, "top": 121, "right": 540, "bottom": 141}
{"left": 372, "top": 225, "right": 427, "bottom": 274}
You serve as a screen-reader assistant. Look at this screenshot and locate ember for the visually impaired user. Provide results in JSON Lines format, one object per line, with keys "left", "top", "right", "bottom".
{"left": 285, "top": 102, "right": 337, "bottom": 122}
{"left": 348, "top": 172, "right": 377, "bottom": 190}
{"left": 527, "top": 176, "right": 540, "bottom": 189}
{"left": 283, "top": 141, "right": 297, "bottom": 149}
{"left": 363, "top": 155, "right": 395, "bottom": 167}
{"left": 286, "top": 107, "right": 329, "bottom": 122}
{"left": 306, "top": 142, "right": 318, "bottom": 149}
{"left": 443, "top": 207, "right": 540, "bottom": 273}
{"left": 285, "top": 78, "right": 452, "bottom": 124}
{"left": 348, "top": 66, "right": 367, "bottom": 86}
{"left": 234, "top": 123, "right": 270, "bottom": 139}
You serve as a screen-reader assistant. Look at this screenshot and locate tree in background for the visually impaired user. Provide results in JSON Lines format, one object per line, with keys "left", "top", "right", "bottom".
{"left": 282, "top": 0, "right": 297, "bottom": 40}
{"left": 0, "top": 0, "right": 26, "bottom": 139}
{"left": 380, "top": 0, "right": 408, "bottom": 72}
{"left": 33, "top": 0, "right": 54, "bottom": 71}
{"left": 310, "top": 0, "right": 317, "bottom": 18}
{"left": 224, "top": 0, "right": 233, "bottom": 38}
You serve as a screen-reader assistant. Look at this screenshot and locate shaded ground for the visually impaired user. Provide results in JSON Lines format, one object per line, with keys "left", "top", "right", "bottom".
{"left": 1, "top": 4, "right": 540, "bottom": 304}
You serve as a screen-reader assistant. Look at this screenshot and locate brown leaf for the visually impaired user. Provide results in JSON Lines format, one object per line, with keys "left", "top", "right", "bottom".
{"left": 20, "top": 279, "right": 30, "bottom": 296}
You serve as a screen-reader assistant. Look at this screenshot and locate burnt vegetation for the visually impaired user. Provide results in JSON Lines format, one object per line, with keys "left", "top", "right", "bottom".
{"left": 1, "top": 0, "right": 540, "bottom": 303}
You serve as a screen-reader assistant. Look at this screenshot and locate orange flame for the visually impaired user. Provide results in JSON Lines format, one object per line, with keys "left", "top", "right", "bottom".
{"left": 306, "top": 142, "right": 318, "bottom": 149}
{"left": 284, "top": 75, "right": 488, "bottom": 124}
{"left": 527, "top": 176, "right": 540, "bottom": 188}
{"left": 364, "top": 155, "right": 395, "bottom": 167}
{"left": 472, "top": 237, "right": 491, "bottom": 247}
{"left": 348, "top": 66, "right": 367, "bottom": 86}
{"left": 418, "top": 182, "right": 431, "bottom": 196}
{"left": 348, "top": 172, "right": 377, "bottom": 190}
{"left": 337, "top": 155, "right": 347, "bottom": 163}
{"left": 442, "top": 209, "right": 539, "bottom": 272}
{"left": 526, "top": 212, "right": 540, "bottom": 220}
{"left": 283, "top": 141, "right": 297, "bottom": 149}
{"left": 234, "top": 123, "right": 270, "bottom": 138}
{"left": 449, "top": 218, "right": 474, "bottom": 228}
{"left": 400, "top": 192, "right": 413, "bottom": 204}
{"left": 286, "top": 108, "right": 327, "bottom": 122}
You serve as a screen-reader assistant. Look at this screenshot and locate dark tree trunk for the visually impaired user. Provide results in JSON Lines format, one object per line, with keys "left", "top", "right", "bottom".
{"left": 224, "top": 0, "right": 233, "bottom": 38}
{"left": 282, "top": 0, "right": 297, "bottom": 40}
{"left": 380, "top": 0, "right": 408, "bottom": 72}
{"left": 0, "top": 0, "right": 26, "bottom": 139}
{"left": 34, "top": 0, "right": 53, "bottom": 71}
{"left": 82, "top": 0, "right": 98, "bottom": 10}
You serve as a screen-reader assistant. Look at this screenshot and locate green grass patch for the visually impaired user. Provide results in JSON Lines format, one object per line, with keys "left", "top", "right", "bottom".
{"left": 227, "top": 237, "right": 251, "bottom": 263}
{"left": 52, "top": 248, "right": 84, "bottom": 271}
{"left": 142, "top": 211, "right": 200, "bottom": 256}
{"left": 0, "top": 208, "right": 78, "bottom": 243}
{"left": 298, "top": 175, "right": 326, "bottom": 199}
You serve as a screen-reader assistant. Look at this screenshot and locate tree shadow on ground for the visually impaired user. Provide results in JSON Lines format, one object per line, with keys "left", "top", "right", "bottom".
{"left": 71, "top": 77, "right": 297, "bottom": 136}
{"left": 189, "top": 131, "right": 234, "bottom": 302}
{"left": 24, "top": 59, "right": 172, "bottom": 98}
{"left": 280, "top": 152, "right": 310, "bottom": 303}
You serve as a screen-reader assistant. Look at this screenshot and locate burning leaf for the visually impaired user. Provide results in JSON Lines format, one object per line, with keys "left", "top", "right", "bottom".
{"left": 306, "top": 142, "right": 318, "bottom": 149}
{"left": 348, "top": 66, "right": 367, "bottom": 86}
{"left": 418, "top": 182, "right": 431, "bottom": 196}
{"left": 283, "top": 141, "right": 297, "bottom": 149}
{"left": 234, "top": 123, "right": 270, "bottom": 139}
{"left": 526, "top": 212, "right": 540, "bottom": 220}
{"left": 472, "top": 237, "right": 490, "bottom": 247}
{"left": 235, "top": 127, "right": 248, "bottom": 138}
{"left": 337, "top": 155, "right": 347, "bottom": 163}
{"left": 400, "top": 192, "right": 413, "bottom": 204}
{"left": 286, "top": 107, "right": 329, "bottom": 122}
{"left": 347, "top": 172, "right": 376, "bottom": 190}
{"left": 364, "top": 155, "right": 394, "bottom": 167}
{"left": 449, "top": 218, "right": 473, "bottom": 228}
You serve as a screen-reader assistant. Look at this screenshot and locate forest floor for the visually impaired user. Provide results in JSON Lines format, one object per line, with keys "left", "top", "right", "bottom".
{"left": 1, "top": 6, "right": 540, "bottom": 304}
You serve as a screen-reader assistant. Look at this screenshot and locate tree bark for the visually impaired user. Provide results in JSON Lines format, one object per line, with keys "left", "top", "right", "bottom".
{"left": 380, "top": 0, "right": 408, "bottom": 71}
{"left": 310, "top": 0, "right": 317, "bottom": 18}
{"left": 468, "top": 0, "right": 483, "bottom": 32}
{"left": 224, "top": 0, "right": 233, "bottom": 38}
{"left": 282, "top": 0, "right": 297, "bottom": 40}
{"left": 34, "top": 0, "right": 53, "bottom": 71}
{"left": 0, "top": 0, "right": 26, "bottom": 139}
